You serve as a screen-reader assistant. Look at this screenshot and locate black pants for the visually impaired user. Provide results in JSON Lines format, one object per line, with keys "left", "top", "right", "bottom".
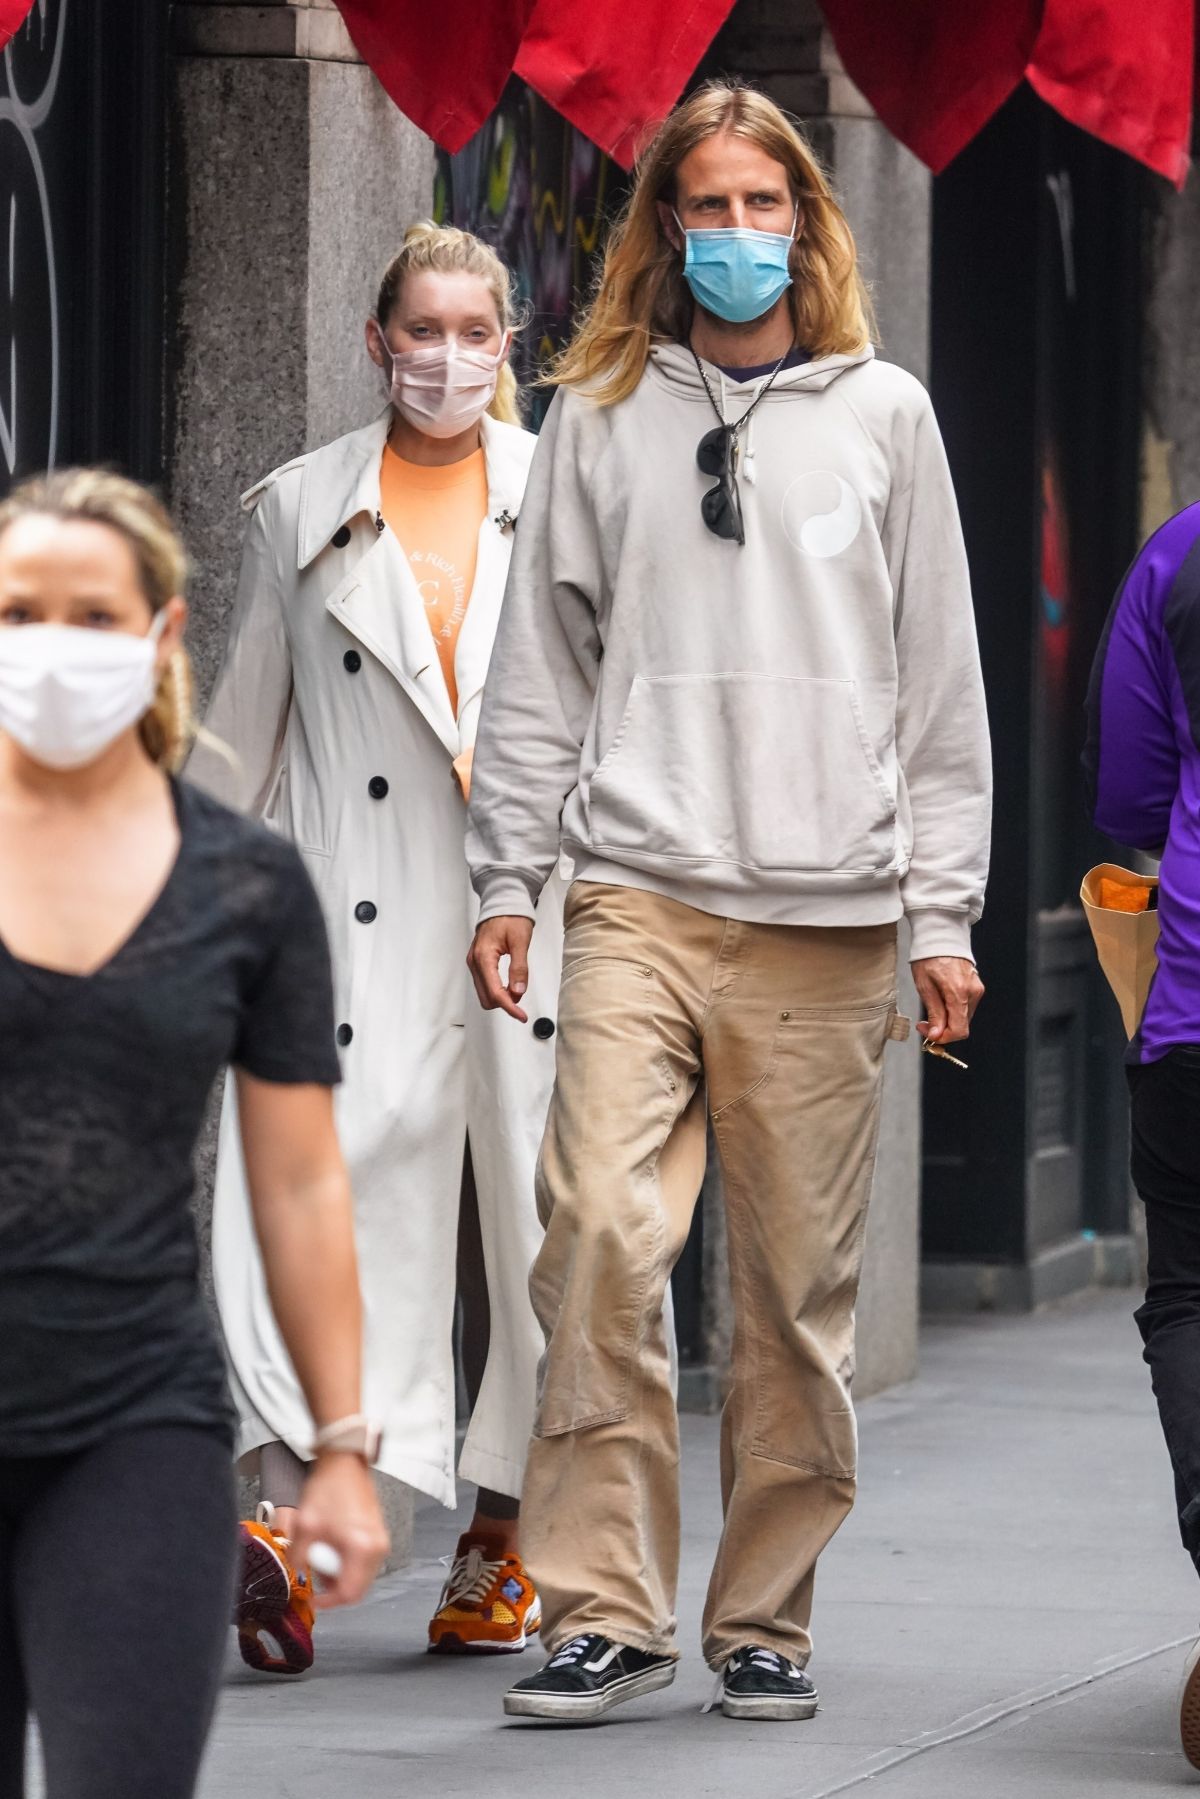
{"left": 0, "top": 1424, "right": 237, "bottom": 1799}
{"left": 457, "top": 1140, "right": 519, "bottom": 1523}
{"left": 1130, "top": 1048, "right": 1200, "bottom": 1571}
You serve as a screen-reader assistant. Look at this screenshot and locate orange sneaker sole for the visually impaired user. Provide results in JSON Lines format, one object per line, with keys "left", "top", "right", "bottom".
{"left": 235, "top": 1524, "right": 314, "bottom": 1676}
{"left": 428, "top": 1604, "right": 542, "bottom": 1657}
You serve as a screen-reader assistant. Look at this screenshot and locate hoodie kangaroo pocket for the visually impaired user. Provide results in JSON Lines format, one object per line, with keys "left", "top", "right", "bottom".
{"left": 587, "top": 673, "right": 896, "bottom": 875}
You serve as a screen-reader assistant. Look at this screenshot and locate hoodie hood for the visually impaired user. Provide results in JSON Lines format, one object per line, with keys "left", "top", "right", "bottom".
{"left": 649, "top": 340, "right": 875, "bottom": 402}
{"left": 648, "top": 342, "right": 876, "bottom": 486}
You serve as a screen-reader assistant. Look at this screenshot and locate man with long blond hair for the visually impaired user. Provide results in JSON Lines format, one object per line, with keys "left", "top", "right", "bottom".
{"left": 466, "top": 81, "right": 991, "bottom": 1724}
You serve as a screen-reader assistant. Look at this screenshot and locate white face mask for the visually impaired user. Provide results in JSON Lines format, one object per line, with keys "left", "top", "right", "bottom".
{"left": 0, "top": 613, "right": 167, "bottom": 771}
{"left": 373, "top": 324, "right": 509, "bottom": 440}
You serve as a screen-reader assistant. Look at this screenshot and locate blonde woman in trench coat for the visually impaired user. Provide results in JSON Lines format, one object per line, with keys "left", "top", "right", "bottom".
{"left": 190, "top": 224, "right": 565, "bottom": 1673}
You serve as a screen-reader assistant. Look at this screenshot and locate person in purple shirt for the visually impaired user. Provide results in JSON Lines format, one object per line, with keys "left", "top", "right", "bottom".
{"left": 1084, "top": 502, "right": 1200, "bottom": 1765}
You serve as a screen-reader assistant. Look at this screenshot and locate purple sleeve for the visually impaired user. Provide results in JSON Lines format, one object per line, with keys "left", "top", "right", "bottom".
{"left": 1084, "top": 522, "right": 1191, "bottom": 851}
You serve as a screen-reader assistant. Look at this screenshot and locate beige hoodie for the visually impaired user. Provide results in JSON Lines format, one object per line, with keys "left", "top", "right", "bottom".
{"left": 466, "top": 344, "right": 991, "bottom": 961}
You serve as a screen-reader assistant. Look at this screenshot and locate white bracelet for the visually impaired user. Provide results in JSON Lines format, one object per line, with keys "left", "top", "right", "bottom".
{"left": 312, "top": 1413, "right": 381, "bottom": 1460}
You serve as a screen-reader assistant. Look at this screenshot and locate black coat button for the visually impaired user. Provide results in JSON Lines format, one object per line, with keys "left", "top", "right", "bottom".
{"left": 331, "top": 525, "right": 351, "bottom": 549}
{"left": 368, "top": 776, "right": 389, "bottom": 800}
{"left": 354, "top": 901, "right": 377, "bottom": 924}
{"left": 533, "top": 1017, "right": 555, "bottom": 1040}
{"left": 343, "top": 650, "right": 361, "bottom": 673}
{"left": 336, "top": 1023, "right": 353, "bottom": 1047}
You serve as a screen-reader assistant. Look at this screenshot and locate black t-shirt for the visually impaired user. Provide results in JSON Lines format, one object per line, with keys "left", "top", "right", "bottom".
{"left": 715, "top": 346, "right": 813, "bottom": 382}
{"left": 0, "top": 779, "right": 341, "bottom": 1457}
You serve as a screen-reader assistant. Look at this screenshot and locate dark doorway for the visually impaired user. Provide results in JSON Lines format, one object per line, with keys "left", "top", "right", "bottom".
{"left": 0, "top": 0, "right": 168, "bottom": 493}
{"left": 926, "top": 86, "right": 1146, "bottom": 1299}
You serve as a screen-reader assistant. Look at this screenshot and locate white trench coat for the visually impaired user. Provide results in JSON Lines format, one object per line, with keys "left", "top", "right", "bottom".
{"left": 190, "top": 412, "right": 564, "bottom": 1507}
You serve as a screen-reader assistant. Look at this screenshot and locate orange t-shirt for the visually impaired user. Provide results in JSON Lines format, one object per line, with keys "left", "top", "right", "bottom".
{"left": 379, "top": 443, "right": 489, "bottom": 716}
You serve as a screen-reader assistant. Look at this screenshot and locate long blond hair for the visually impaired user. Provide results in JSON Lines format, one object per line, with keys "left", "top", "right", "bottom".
{"left": 0, "top": 468, "right": 194, "bottom": 772}
{"left": 375, "top": 221, "right": 525, "bottom": 426}
{"left": 553, "top": 82, "right": 874, "bottom": 407}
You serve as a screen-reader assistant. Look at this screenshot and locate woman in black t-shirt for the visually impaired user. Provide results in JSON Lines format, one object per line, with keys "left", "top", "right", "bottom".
{"left": 0, "top": 469, "right": 388, "bottom": 1799}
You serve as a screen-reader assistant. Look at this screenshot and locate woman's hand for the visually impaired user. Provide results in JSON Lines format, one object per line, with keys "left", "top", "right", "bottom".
{"left": 290, "top": 1452, "right": 389, "bottom": 1610}
{"left": 467, "top": 916, "right": 534, "bottom": 1020}
{"left": 912, "top": 956, "right": 985, "bottom": 1047}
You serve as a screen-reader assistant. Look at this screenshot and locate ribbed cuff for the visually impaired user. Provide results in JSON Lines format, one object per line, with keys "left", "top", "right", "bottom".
{"left": 475, "top": 871, "right": 538, "bottom": 924}
{"left": 906, "top": 906, "right": 976, "bottom": 964}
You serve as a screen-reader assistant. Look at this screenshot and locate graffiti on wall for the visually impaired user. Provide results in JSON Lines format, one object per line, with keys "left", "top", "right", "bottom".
{"left": 0, "top": 0, "right": 65, "bottom": 482}
{"left": 436, "top": 79, "right": 628, "bottom": 425}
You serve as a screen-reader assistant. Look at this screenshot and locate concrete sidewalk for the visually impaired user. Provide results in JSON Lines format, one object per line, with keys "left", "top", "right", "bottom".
{"left": 200, "top": 1292, "right": 1199, "bottom": 1797}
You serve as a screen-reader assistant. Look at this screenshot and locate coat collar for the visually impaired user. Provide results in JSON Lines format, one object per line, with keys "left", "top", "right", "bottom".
{"left": 297, "top": 412, "right": 390, "bottom": 570}
{"left": 453, "top": 416, "right": 534, "bottom": 730}
{"left": 479, "top": 412, "right": 531, "bottom": 526}
{"left": 296, "top": 410, "right": 531, "bottom": 570}
{"left": 311, "top": 411, "right": 536, "bottom": 761}
{"left": 324, "top": 533, "right": 462, "bottom": 758}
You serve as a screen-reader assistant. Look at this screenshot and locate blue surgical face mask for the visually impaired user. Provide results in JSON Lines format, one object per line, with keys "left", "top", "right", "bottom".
{"left": 674, "top": 208, "right": 797, "bottom": 324}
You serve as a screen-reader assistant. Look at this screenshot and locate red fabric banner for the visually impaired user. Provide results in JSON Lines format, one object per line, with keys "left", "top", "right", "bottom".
{"left": 333, "top": 0, "right": 734, "bottom": 168}
{"left": 1028, "top": 0, "right": 1192, "bottom": 188}
{"left": 333, "top": 0, "right": 537, "bottom": 155}
{"left": 516, "top": 0, "right": 738, "bottom": 168}
{"left": 820, "top": 0, "right": 1191, "bottom": 189}
{"left": 5, "top": 0, "right": 1185, "bottom": 193}
{"left": 817, "top": 3, "right": 1040, "bottom": 175}
{"left": 0, "top": 0, "right": 36, "bottom": 52}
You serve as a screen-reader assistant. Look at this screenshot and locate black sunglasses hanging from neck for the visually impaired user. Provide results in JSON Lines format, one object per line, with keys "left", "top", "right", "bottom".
{"left": 690, "top": 345, "right": 792, "bottom": 547}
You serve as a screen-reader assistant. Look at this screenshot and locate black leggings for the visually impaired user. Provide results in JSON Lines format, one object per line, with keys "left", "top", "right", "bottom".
{"left": 1129, "top": 1048, "right": 1200, "bottom": 1571}
{"left": 0, "top": 1424, "right": 237, "bottom": 1799}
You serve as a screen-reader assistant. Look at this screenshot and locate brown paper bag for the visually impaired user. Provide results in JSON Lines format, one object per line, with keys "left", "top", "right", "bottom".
{"left": 1080, "top": 863, "right": 1161, "bottom": 1039}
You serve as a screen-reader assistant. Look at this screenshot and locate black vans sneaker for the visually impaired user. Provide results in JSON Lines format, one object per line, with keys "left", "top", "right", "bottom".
{"left": 720, "top": 1645, "right": 818, "bottom": 1720}
{"left": 503, "top": 1633, "right": 676, "bottom": 1721}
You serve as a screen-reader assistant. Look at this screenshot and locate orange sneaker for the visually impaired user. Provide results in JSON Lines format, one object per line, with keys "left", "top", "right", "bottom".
{"left": 234, "top": 1503, "right": 315, "bottom": 1675}
{"left": 427, "top": 1532, "right": 542, "bottom": 1655}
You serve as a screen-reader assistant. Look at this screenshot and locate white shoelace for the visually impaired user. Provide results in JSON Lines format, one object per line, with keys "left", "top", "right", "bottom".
{"left": 438, "top": 1545, "right": 503, "bottom": 1610}
{"left": 702, "top": 1668, "right": 726, "bottom": 1714}
{"left": 701, "top": 1647, "right": 796, "bottom": 1713}
{"left": 746, "top": 1649, "right": 793, "bottom": 1673}
{"left": 255, "top": 1499, "right": 292, "bottom": 1550}
{"left": 548, "top": 1635, "right": 596, "bottom": 1669}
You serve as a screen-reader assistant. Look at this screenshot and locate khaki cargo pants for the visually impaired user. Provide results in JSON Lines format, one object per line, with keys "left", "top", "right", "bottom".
{"left": 521, "top": 880, "right": 904, "bottom": 1671}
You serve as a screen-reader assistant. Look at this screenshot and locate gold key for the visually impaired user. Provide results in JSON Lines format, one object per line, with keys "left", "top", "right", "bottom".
{"left": 921, "top": 1039, "right": 969, "bottom": 1071}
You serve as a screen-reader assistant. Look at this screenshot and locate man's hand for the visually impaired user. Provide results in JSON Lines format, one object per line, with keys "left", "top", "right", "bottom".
{"left": 912, "top": 956, "right": 985, "bottom": 1047}
{"left": 467, "top": 916, "right": 534, "bottom": 1021}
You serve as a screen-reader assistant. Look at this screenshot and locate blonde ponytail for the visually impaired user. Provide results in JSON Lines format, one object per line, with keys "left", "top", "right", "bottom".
{"left": 491, "top": 360, "right": 522, "bottom": 427}
{"left": 140, "top": 647, "right": 195, "bottom": 773}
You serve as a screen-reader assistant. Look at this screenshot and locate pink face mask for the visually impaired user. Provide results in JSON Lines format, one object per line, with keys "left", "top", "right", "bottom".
{"left": 373, "top": 325, "right": 510, "bottom": 440}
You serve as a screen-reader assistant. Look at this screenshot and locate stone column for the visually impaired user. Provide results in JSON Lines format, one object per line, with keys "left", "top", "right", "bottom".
{"left": 169, "top": 0, "right": 435, "bottom": 697}
{"left": 1144, "top": 175, "right": 1200, "bottom": 530}
{"left": 695, "top": 0, "right": 931, "bottom": 1396}
{"left": 168, "top": 0, "right": 434, "bottom": 1563}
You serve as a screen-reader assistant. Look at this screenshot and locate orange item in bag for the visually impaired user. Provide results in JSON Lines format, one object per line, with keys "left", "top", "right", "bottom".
{"left": 1082, "top": 863, "right": 1161, "bottom": 1038}
{"left": 1098, "top": 878, "right": 1154, "bottom": 914}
